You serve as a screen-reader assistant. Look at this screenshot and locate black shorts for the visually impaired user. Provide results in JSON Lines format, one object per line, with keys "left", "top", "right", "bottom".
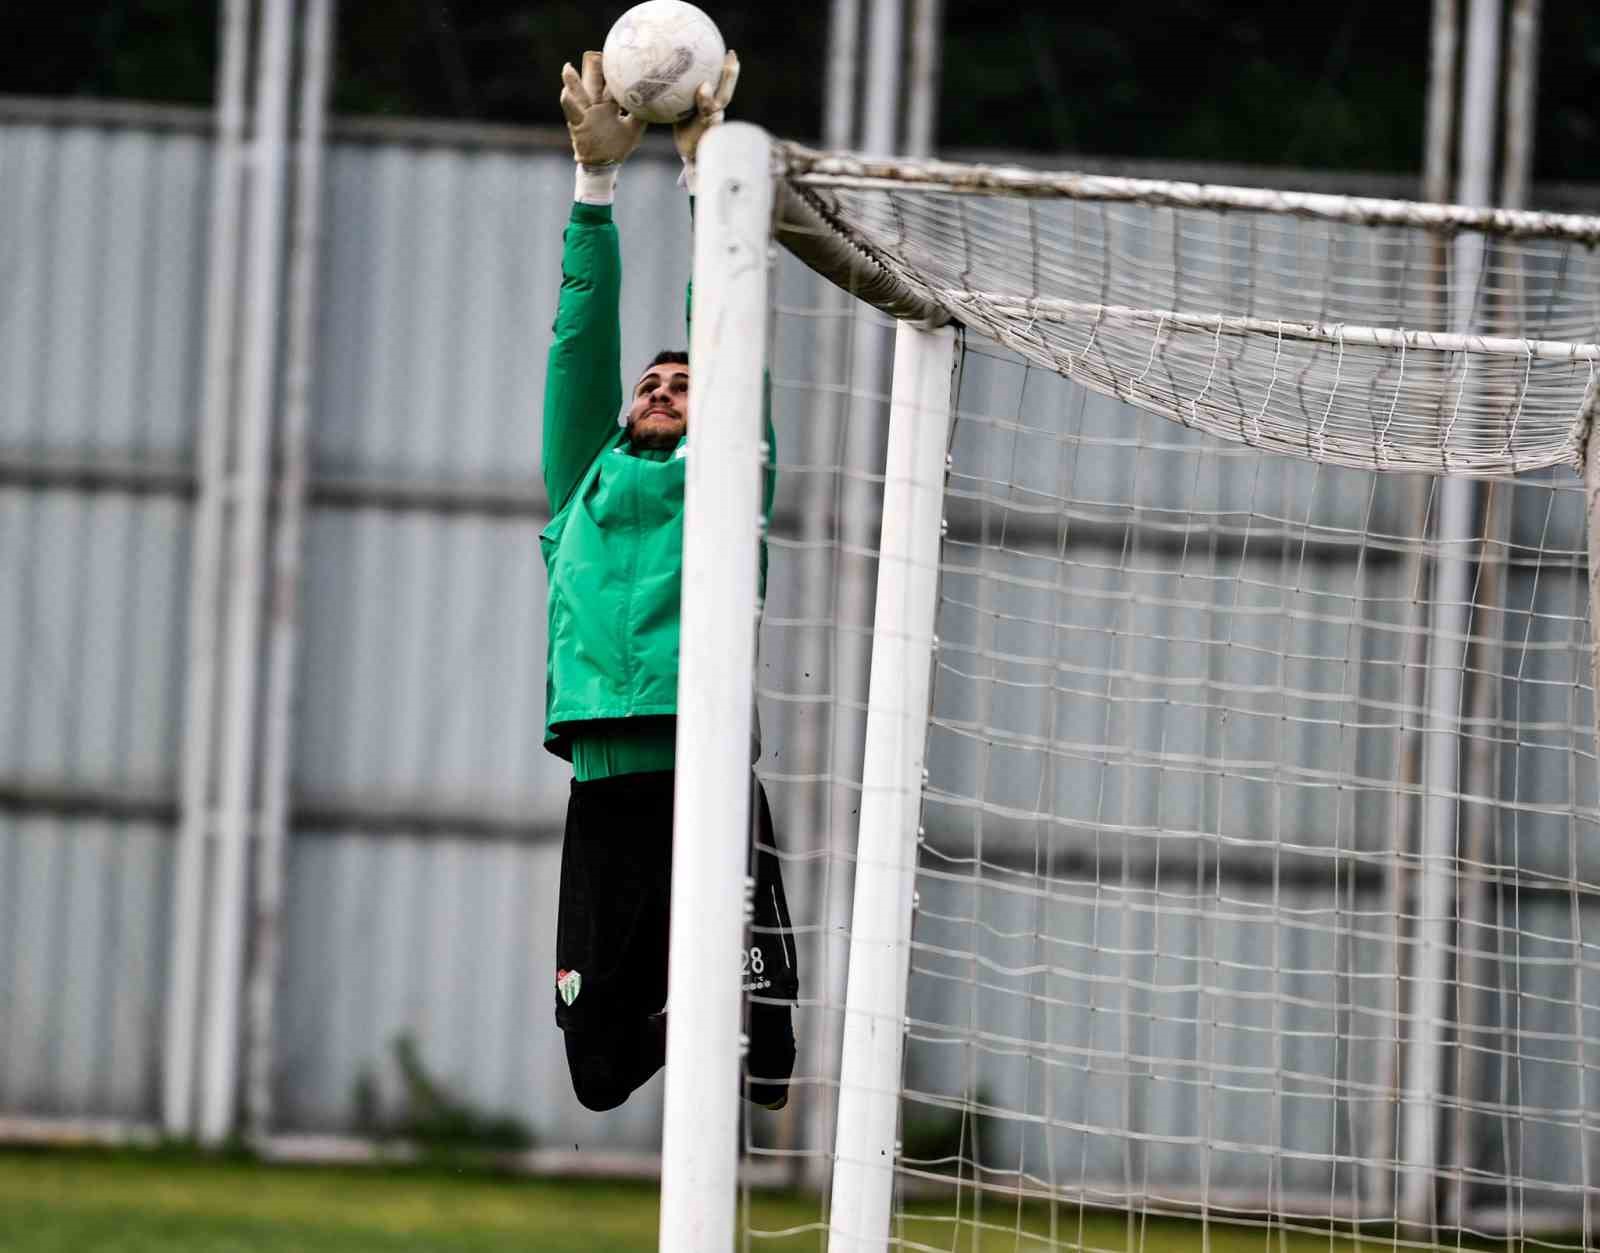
{"left": 554, "top": 770, "right": 799, "bottom": 1030}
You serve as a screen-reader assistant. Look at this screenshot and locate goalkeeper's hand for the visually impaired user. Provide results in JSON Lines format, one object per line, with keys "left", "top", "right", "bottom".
{"left": 673, "top": 50, "right": 740, "bottom": 191}
{"left": 560, "top": 51, "right": 646, "bottom": 169}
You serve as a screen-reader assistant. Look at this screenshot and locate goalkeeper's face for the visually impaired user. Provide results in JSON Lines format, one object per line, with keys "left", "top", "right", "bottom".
{"left": 626, "top": 362, "right": 690, "bottom": 450}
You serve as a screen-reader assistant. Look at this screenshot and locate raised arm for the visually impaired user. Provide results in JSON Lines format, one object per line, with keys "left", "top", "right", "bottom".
{"left": 542, "top": 204, "right": 623, "bottom": 513}
{"left": 543, "top": 52, "right": 647, "bottom": 514}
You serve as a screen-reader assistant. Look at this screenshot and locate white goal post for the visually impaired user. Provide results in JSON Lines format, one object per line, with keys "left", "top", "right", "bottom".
{"left": 665, "top": 122, "right": 1600, "bottom": 1253}
{"left": 660, "top": 122, "right": 774, "bottom": 1253}
{"left": 826, "top": 317, "right": 957, "bottom": 1250}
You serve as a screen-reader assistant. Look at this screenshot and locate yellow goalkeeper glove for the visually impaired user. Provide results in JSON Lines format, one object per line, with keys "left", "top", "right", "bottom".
{"left": 560, "top": 51, "right": 647, "bottom": 169}
{"left": 673, "top": 50, "right": 740, "bottom": 193}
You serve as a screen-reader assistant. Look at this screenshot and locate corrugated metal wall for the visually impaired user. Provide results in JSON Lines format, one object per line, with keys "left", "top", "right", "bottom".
{"left": 5, "top": 102, "right": 1600, "bottom": 1214}
{"left": 0, "top": 109, "right": 701, "bottom": 1150}
{"left": 1, "top": 119, "right": 205, "bottom": 1123}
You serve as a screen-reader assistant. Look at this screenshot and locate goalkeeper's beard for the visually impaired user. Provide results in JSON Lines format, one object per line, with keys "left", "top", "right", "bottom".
{"left": 628, "top": 413, "right": 686, "bottom": 450}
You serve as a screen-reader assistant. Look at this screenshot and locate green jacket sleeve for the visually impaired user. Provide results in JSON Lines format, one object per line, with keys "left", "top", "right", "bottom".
{"left": 542, "top": 202, "right": 623, "bottom": 516}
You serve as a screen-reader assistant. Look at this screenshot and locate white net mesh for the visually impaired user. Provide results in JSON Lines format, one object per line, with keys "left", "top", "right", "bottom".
{"left": 779, "top": 147, "right": 1600, "bottom": 476}
{"left": 748, "top": 147, "right": 1600, "bottom": 1252}
{"left": 896, "top": 340, "right": 1596, "bottom": 1249}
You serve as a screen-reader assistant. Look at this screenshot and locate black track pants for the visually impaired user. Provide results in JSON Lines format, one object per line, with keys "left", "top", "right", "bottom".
{"left": 554, "top": 770, "right": 799, "bottom": 1111}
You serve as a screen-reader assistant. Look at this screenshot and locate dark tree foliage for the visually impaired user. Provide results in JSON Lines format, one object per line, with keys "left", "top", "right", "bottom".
{"left": 10, "top": 0, "right": 219, "bottom": 105}
{"left": 8, "top": 1, "right": 1600, "bottom": 179}
{"left": 940, "top": 1, "right": 1437, "bottom": 169}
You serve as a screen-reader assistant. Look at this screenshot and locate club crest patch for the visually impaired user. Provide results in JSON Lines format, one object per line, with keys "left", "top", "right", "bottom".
{"left": 556, "top": 968, "right": 582, "bottom": 1006}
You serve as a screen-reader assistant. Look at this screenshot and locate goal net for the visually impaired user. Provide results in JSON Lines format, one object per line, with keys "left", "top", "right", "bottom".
{"left": 664, "top": 125, "right": 1600, "bottom": 1253}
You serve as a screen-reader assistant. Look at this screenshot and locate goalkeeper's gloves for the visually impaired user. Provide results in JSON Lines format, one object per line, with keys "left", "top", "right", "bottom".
{"left": 560, "top": 51, "right": 646, "bottom": 203}
{"left": 673, "top": 50, "right": 740, "bottom": 194}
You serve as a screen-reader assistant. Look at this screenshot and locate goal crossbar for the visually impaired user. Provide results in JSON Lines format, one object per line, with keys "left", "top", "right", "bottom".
{"left": 781, "top": 144, "right": 1600, "bottom": 245}
{"left": 770, "top": 143, "right": 1600, "bottom": 479}
{"left": 946, "top": 296, "right": 1600, "bottom": 363}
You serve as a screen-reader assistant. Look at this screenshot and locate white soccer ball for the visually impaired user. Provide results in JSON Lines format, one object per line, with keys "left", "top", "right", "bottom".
{"left": 602, "top": 1, "right": 727, "bottom": 125}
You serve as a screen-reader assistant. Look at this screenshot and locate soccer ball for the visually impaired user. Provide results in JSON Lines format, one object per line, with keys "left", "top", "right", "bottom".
{"left": 602, "top": 1, "right": 726, "bottom": 125}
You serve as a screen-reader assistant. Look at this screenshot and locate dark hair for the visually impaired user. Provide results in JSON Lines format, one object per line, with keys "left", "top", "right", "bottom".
{"left": 646, "top": 349, "right": 689, "bottom": 369}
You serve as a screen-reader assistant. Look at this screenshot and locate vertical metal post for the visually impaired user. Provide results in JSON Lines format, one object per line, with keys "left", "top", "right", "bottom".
{"left": 825, "top": 0, "right": 860, "bottom": 149}
{"left": 816, "top": 0, "right": 908, "bottom": 1190}
{"left": 658, "top": 121, "right": 774, "bottom": 1253}
{"left": 245, "top": 0, "right": 333, "bottom": 1142}
{"left": 905, "top": 0, "right": 943, "bottom": 158}
{"left": 1500, "top": 0, "right": 1541, "bottom": 212}
{"left": 164, "top": 0, "right": 251, "bottom": 1138}
{"left": 1448, "top": 0, "right": 1541, "bottom": 1224}
{"left": 828, "top": 320, "right": 955, "bottom": 1253}
{"left": 199, "top": 0, "right": 295, "bottom": 1146}
{"left": 795, "top": 0, "right": 862, "bottom": 1184}
{"left": 1587, "top": 431, "right": 1600, "bottom": 875}
{"left": 1370, "top": 0, "right": 1458, "bottom": 1210}
{"left": 1401, "top": 0, "right": 1499, "bottom": 1226}
{"left": 1423, "top": 0, "right": 1459, "bottom": 205}
{"left": 861, "top": 0, "right": 904, "bottom": 156}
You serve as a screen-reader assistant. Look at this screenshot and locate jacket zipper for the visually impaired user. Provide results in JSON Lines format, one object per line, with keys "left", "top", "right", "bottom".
{"left": 623, "top": 458, "right": 641, "bottom": 700}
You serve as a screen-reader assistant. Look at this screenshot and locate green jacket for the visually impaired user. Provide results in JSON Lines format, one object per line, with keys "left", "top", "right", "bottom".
{"left": 538, "top": 200, "right": 772, "bottom": 762}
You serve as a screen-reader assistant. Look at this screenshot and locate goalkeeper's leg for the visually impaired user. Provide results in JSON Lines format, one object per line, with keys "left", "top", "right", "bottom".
{"left": 554, "top": 772, "right": 675, "bottom": 1111}
{"left": 564, "top": 999, "right": 789, "bottom": 1113}
{"left": 744, "top": 781, "right": 799, "bottom": 1110}
{"left": 745, "top": 1001, "right": 796, "bottom": 1110}
{"left": 564, "top": 1012, "right": 667, "bottom": 1112}
{"left": 554, "top": 771, "right": 799, "bottom": 1109}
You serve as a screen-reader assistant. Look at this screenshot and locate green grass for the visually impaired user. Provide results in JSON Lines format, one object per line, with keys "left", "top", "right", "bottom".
{"left": 2, "top": 1148, "right": 661, "bottom": 1252}
{"left": 0, "top": 1146, "right": 1531, "bottom": 1252}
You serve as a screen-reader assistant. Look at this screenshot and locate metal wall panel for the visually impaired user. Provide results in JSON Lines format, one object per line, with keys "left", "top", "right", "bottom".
{"left": 293, "top": 511, "right": 555, "bottom": 820}
{"left": 275, "top": 831, "right": 661, "bottom": 1148}
{"left": 312, "top": 144, "right": 692, "bottom": 486}
{"left": 0, "top": 120, "right": 205, "bottom": 1121}
{"left": 0, "top": 817, "right": 171, "bottom": 1119}
{"left": 0, "top": 123, "right": 205, "bottom": 462}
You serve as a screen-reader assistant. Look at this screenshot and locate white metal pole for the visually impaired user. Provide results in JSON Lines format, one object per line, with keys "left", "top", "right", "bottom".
{"left": 1401, "top": 0, "right": 1499, "bottom": 1226}
{"left": 1423, "top": 0, "right": 1458, "bottom": 205}
{"left": 861, "top": 0, "right": 903, "bottom": 156}
{"left": 164, "top": 0, "right": 251, "bottom": 1138}
{"left": 1588, "top": 426, "right": 1600, "bottom": 872}
{"left": 793, "top": 0, "right": 862, "bottom": 1185}
{"left": 828, "top": 320, "right": 955, "bottom": 1253}
{"left": 1500, "top": 0, "right": 1541, "bottom": 213}
{"left": 1448, "top": 0, "right": 1540, "bottom": 1224}
{"left": 658, "top": 121, "right": 774, "bottom": 1253}
{"left": 798, "top": 0, "right": 866, "bottom": 1187}
{"left": 245, "top": 0, "right": 333, "bottom": 1142}
{"left": 905, "top": 0, "right": 943, "bottom": 159}
{"left": 199, "top": 0, "right": 295, "bottom": 1146}
{"left": 1369, "top": 0, "right": 1456, "bottom": 1204}
{"left": 824, "top": 0, "right": 860, "bottom": 149}
{"left": 790, "top": 0, "right": 864, "bottom": 1190}
{"left": 818, "top": 0, "right": 907, "bottom": 1187}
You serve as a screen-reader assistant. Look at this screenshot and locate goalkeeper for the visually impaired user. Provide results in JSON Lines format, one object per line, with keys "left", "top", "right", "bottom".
{"left": 542, "top": 52, "right": 799, "bottom": 1113}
